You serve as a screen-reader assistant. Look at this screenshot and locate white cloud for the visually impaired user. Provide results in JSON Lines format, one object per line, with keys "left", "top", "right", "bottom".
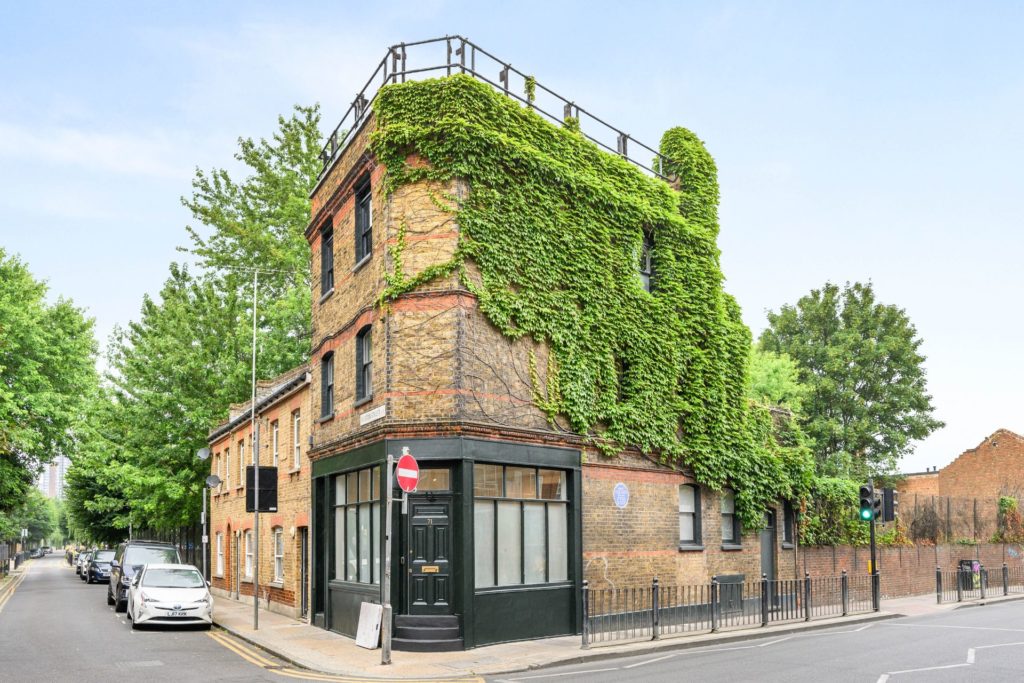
{"left": 0, "top": 121, "right": 192, "bottom": 179}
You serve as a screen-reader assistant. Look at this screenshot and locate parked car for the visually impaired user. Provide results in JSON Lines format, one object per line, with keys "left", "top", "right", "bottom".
{"left": 30, "top": 548, "right": 43, "bottom": 559}
{"left": 75, "top": 550, "right": 93, "bottom": 575}
{"left": 86, "top": 549, "right": 115, "bottom": 584}
{"left": 77, "top": 551, "right": 93, "bottom": 580}
{"left": 108, "top": 541, "right": 181, "bottom": 613}
{"left": 127, "top": 564, "right": 212, "bottom": 630}
{"left": 40, "top": 546, "right": 51, "bottom": 555}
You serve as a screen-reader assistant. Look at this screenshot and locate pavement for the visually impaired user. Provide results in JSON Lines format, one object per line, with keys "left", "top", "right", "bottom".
{"left": 210, "top": 587, "right": 1024, "bottom": 679}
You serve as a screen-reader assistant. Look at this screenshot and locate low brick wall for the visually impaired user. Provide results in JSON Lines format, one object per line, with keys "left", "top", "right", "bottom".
{"left": 800, "top": 542, "right": 1024, "bottom": 598}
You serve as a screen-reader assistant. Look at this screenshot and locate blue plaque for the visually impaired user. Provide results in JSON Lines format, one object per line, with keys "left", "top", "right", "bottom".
{"left": 613, "top": 482, "right": 629, "bottom": 509}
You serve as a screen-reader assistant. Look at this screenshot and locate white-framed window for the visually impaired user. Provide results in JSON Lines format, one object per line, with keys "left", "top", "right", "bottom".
{"left": 273, "top": 528, "right": 284, "bottom": 582}
{"left": 272, "top": 421, "right": 279, "bottom": 467}
{"left": 225, "top": 448, "right": 230, "bottom": 489}
{"left": 292, "top": 410, "right": 301, "bottom": 469}
{"left": 244, "top": 530, "right": 254, "bottom": 578}
{"left": 215, "top": 533, "right": 224, "bottom": 576}
{"left": 238, "top": 439, "right": 245, "bottom": 486}
{"left": 679, "top": 484, "right": 701, "bottom": 547}
{"left": 721, "top": 488, "right": 740, "bottom": 545}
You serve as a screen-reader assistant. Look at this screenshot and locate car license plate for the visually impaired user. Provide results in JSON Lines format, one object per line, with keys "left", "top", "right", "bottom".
{"left": 169, "top": 611, "right": 188, "bottom": 617}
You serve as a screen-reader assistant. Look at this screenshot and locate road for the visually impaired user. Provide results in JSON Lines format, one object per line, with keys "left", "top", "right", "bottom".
{"left": 489, "top": 599, "right": 1024, "bottom": 683}
{"left": 0, "top": 554, "right": 296, "bottom": 682}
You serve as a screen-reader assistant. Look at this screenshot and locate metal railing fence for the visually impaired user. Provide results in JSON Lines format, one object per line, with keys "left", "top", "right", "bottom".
{"left": 315, "top": 35, "right": 671, "bottom": 185}
{"left": 935, "top": 564, "right": 1011, "bottom": 603}
{"left": 582, "top": 571, "right": 877, "bottom": 648}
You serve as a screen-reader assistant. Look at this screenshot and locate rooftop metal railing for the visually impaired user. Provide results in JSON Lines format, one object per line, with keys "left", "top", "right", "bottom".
{"left": 317, "top": 35, "right": 670, "bottom": 183}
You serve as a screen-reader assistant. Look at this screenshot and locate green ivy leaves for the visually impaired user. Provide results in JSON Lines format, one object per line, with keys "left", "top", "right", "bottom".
{"left": 371, "top": 75, "right": 813, "bottom": 529}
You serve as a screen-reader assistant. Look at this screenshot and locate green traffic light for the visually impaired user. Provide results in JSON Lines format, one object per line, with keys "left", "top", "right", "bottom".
{"left": 860, "top": 508, "right": 872, "bottom": 520}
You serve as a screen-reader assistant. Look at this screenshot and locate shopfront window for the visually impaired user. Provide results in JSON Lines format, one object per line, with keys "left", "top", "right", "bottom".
{"left": 474, "top": 464, "right": 568, "bottom": 588}
{"left": 333, "top": 466, "right": 380, "bottom": 584}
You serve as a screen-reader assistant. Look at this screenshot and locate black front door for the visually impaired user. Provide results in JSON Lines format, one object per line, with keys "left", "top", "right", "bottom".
{"left": 299, "top": 527, "right": 309, "bottom": 619}
{"left": 406, "top": 496, "right": 452, "bottom": 615}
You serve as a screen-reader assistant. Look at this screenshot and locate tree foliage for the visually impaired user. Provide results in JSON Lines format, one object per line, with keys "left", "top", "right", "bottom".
{"left": 0, "top": 248, "right": 97, "bottom": 539}
{"left": 370, "top": 75, "right": 814, "bottom": 527}
{"left": 760, "top": 281, "right": 943, "bottom": 480}
{"left": 747, "top": 346, "right": 807, "bottom": 412}
{"left": 65, "top": 107, "right": 321, "bottom": 539}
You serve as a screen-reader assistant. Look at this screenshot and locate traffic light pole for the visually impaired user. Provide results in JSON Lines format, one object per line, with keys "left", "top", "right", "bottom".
{"left": 869, "top": 516, "right": 879, "bottom": 611}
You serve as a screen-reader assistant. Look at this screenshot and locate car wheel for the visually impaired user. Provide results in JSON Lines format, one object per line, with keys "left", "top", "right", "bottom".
{"left": 86, "top": 574, "right": 93, "bottom": 584}
{"left": 115, "top": 588, "right": 127, "bottom": 613}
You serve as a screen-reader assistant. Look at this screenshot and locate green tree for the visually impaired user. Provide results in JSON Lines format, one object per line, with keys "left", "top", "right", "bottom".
{"left": 760, "top": 281, "right": 943, "bottom": 479}
{"left": 747, "top": 345, "right": 808, "bottom": 411}
{"left": 0, "top": 249, "right": 97, "bottom": 538}
{"left": 66, "top": 106, "right": 322, "bottom": 538}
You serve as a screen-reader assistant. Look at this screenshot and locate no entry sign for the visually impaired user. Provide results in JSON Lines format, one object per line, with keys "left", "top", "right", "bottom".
{"left": 395, "top": 453, "right": 420, "bottom": 493}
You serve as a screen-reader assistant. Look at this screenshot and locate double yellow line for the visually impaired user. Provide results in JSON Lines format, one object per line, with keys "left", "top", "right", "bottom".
{"left": 206, "top": 629, "right": 483, "bottom": 683}
{"left": 0, "top": 564, "right": 30, "bottom": 614}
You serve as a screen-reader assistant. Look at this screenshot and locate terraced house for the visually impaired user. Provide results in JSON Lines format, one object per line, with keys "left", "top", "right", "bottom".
{"left": 305, "top": 37, "right": 807, "bottom": 651}
{"left": 207, "top": 365, "right": 312, "bottom": 619}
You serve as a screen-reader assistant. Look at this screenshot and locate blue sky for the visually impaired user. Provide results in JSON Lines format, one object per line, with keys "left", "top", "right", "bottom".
{"left": 2, "top": 1, "right": 1021, "bottom": 472}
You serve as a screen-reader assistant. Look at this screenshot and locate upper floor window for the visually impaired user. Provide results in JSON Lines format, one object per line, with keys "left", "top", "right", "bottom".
{"left": 721, "top": 488, "right": 740, "bottom": 545}
{"left": 292, "top": 409, "right": 302, "bottom": 469}
{"left": 321, "top": 225, "right": 334, "bottom": 295}
{"left": 638, "top": 232, "right": 653, "bottom": 292}
{"left": 224, "top": 448, "right": 230, "bottom": 489}
{"left": 271, "top": 421, "right": 279, "bottom": 467}
{"left": 355, "top": 326, "right": 372, "bottom": 401}
{"left": 354, "top": 177, "right": 372, "bottom": 263}
{"left": 238, "top": 439, "right": 246, "bottom": 485}
{"left": 679, "top": 484, "right": 702, "bottom": 547}
{"left": 321, "top": 352, "right": 335, "bottom": 418}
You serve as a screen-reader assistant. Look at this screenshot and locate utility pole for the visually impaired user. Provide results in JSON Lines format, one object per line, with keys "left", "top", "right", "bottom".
{"left": 251, "top": 268, "right": 260, "bottom": 631}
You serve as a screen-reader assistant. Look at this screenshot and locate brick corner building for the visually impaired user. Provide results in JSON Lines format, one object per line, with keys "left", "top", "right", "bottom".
{"left": 304, "top": 38, "right": 798, "bottom": 651}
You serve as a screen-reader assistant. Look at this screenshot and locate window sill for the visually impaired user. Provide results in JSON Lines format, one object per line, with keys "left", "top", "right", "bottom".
{"left": 352, "top": 254, "right": 371, "bottom": 273}
{"left": 353, "top": 395, "right": 374, "bottom": 409}
{"left": 316, "top": 413, "right": 335, "bottom": 424}
{"left": 721, "top": 544, "right": 744, "bottom": 552}
{"left": 269, "top": 580, "right": 284, "bottom": 588}
{"left": 781, "top": 542, "right": 795, "bottom": 550}
{"left": 241, "top": 577, "right": 253, "bottom": 584}
{"left": 235, "top": 486, "right": 244, "bottom": 492}
{"left": 319, "top": 287, "right": 335, "bottom": 304}
{"left": 289, "top": 467, "right": 302, "bottom": 475}
{"left": 678, "top": 544, "right": 704, "bottom": 552}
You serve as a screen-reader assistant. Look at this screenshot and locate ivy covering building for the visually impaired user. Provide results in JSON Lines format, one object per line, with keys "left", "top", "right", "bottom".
{"left": 303, "top": 37, "right": 812, "bottom": 650}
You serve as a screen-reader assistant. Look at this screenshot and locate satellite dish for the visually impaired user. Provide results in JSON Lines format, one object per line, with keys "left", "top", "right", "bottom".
{"left": 205, "top": 474, "right": 222, "bottom": 488}
{"left": 197, "top": 447, "right": 211, "bottom": 461}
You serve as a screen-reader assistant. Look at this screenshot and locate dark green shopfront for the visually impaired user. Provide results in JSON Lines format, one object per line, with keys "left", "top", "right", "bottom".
{"left": 310, "top": 436, "right": 584, "bottom": 649}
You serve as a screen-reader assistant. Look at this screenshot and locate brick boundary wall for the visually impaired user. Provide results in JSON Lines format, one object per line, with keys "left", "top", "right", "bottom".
{"left": 801, "top": 542, "right": 1024, "bottom": 598}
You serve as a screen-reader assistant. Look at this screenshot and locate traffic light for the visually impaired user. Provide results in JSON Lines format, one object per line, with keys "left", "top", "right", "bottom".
{"left": 859, "top": 483, "right": 874, "bottom": 521}
{"left": 873, "top": 493, "right": 882, "bottom": 521}
{"left": 882, "top": 487, "right": 900, "bottom": 522}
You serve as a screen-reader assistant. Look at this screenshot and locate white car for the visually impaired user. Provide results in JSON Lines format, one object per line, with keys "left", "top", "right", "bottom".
{"left": 126, "top": 563, "right": 213, "bottom": 629}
